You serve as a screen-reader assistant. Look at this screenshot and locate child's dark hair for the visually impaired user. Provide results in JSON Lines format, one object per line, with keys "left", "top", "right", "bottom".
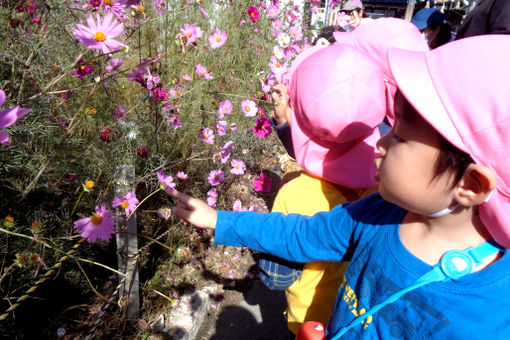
{"left": 394, "top": 90, "right": 473, "bottom": 185}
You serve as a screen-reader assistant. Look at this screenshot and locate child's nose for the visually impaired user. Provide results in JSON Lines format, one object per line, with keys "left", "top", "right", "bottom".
{"left": 376, "top": 132, "right": 389, "bottom": 157}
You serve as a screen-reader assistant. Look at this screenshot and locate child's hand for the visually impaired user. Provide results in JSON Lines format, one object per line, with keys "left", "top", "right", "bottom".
{"left": 271, "top": 84, "right": 291, "bottom": 126}
{"left": 167, "top": 190, "right": 217, "bottom": 230}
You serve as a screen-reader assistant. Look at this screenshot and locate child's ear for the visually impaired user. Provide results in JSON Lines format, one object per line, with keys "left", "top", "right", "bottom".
{"left": 455, "top": 164, "right": 497, "bottom": 206}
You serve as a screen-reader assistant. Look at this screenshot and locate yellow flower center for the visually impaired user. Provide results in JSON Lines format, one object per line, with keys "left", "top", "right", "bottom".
{"left": 177, "top": 90, "right": 181, "bottom": 95}
{"left": 5, "top": 216, "right": 14, "bottom": 223}
{"left": 250, "top": 13, "right": 254, "bottom": 16}
{"left": 293, "top": 32, "right": 297, "bottom": 36}
{"left": 80, "top": 65, "right": 86, "bottom": 70}
{"left": 260, "top": 180, "right": 264, "bottom": 185}
{"left": 94, "top": 31, "right": 106, "bottom": 42}
{"left": 105, "top": 0, "right": 113, "bottom": 5}
{"left": 85, "top": 181, "right": 95, "bottom": 189}
{"left": 89, "top": 107, "right": 97, "bottom": 115}
{"left": 235, "top": 165, "right": 239, "bottom": 169}
{"left": 216, "top": 37, "right": 221, "bottom": 42}
{"left": 276, "top": 62, "right": 280, "bottom": 67}
{"left": 138, "top": 5, "right": 145, "bottom": 12}
{"left": 187, "top": 33, "right": 192, "bottom": 37}
{"left": 261, "top": 124, "right": 265, "bottom": 129}
{"left": 245, "top": 106, "right": 250, "bottom": 111}
{"left": 90, "top": 215, "right": 102, "bottom": 225}
{"left": 121, "top": 201, "right": 129, "bottom": 209}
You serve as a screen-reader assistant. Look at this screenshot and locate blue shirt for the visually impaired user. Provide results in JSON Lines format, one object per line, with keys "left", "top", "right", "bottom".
{"left": 215, "top": 193, "right": 510, "bottom": 339}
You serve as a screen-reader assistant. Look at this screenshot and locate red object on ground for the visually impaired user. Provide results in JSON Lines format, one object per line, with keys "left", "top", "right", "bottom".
{"left": 296, "top": 321, "right": 325, "bottom": 340}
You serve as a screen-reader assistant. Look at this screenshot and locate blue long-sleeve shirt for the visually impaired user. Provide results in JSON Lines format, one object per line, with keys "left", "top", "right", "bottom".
{"left": 214, "top": 193, "right": 510, "bottom": 339}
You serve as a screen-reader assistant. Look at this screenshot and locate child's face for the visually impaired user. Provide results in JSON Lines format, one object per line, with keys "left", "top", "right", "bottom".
{"left": 375, "top": 110, "right": 456, "bottom": 215}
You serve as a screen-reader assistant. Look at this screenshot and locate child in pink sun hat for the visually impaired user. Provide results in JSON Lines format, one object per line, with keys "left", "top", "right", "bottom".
{"left": 167, "top": 35, "right": 510, "bottom": 339}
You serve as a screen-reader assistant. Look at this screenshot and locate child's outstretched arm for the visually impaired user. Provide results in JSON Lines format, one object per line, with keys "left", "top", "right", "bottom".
{"left": 168, "top": 190, "right": 217, "bottom": 229}
{"left": 271, "top": 84, "right": 291, "bottom": 126}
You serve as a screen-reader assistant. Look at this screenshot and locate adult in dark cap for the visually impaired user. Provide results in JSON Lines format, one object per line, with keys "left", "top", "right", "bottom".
{"left": 411, "top": 8, "right": 452, "bottom": 48}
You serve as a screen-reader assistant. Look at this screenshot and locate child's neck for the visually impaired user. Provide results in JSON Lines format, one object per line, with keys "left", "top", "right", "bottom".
{"left": 400, "top": 206, "right": 500, "bottom": 269}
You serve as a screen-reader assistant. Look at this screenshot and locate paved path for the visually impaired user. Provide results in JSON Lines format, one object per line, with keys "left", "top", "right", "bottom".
{"left": 195, "top": 279, "right": 290, "bottom": 340}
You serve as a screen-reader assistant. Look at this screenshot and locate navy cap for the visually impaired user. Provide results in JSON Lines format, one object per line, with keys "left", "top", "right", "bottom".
{"left": 411, "top": 8, "right": 445, "bottom": 30}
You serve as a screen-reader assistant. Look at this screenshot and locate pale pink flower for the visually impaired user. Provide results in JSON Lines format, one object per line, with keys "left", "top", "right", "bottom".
{"left": 105, "top": 58, "right": 123, "bottom": 73}
{"left": 218, "top": 141, "right": 234, "bottom": 164}
{"left": 154, "top": 0, "right": 166, "bottom": 14}
{"left": 232, "top": 199, "right": 247, "bottom": 212}
{"left": 73, "top": 204, "right": 116, "bottom": 243}
{"left": 0, "top": 90, "right": 31, "bottom": 146}
{"left": 112, "top": 191, "right": 139, "bottom": 217}
{"left": 103, "top": 0, "right": 127, "bottom": 16}
{"left": 266, "top": 5, "right": 278, "bottom": 18}
{"left": 176, "top": 171, "right": 188, "bottom": 180}
{"left": 230, "top": 123, "right": 238, "bottom": 131}
{"left": 311, "top": 5, "right": 319, "bottom": 14}
{"left": 207, "top": 188, "right": 218, "bottom": 207}
{"left": 180, "top": 24, "right": 203, "bottom": 43}
{"left": 337, "top": 12, "right": 349, "bottom": 27}
{"left": 268, "top": 55, "right": 287, "bottom": 79}
{"left": 230, "top": 159, "right": 246, "bottom": 175}
{"left": 272, "top": 19, "right": 282, "bottom": 32}
{"left": 200, "top": 127, "right": 215, "bottom": 145}
{"left": 166, "top": 114, "right": 182, "bottom": 129}
{"left": 182, "top": 74, "right": 192, "bottom": 81}
{"left": 199, "top": 6, "right": 208, "bottom": 17}
{"left": 195, "top": 63, "right": 213, "bottom": 79}
{"left": 241, "top": 99, "right": 257, "bottom": 117}
{"left": 157, "top": 207, "right": 172, "bottom": 220}
{"left": 208, "top": 28, "right": 227, "bottom": 49}
{"left": 208, "top": 170, "right": 224, "bottom": 186}
{"left": 289, "top": 26, "right": 303, "bottom": 40}
{"left": 157, "top": 169, "right": 176, "bottom": 193}
{"left": 218, "top": 100, "right": 233, "bottom": 116}
{"left": 72, "top": 13, "right": 126, "bottom": 54}
{"left": 215, "top": 120, "right": 227, "bottom": 136}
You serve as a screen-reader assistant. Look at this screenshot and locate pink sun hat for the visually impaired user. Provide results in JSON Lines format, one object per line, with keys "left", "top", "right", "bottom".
{"left": 333, "top": 18, "right": 428, "bottom": 125}
{"left": 388, "top": 35, "right": 510, "bottom": 248}
{"left": 289, "top": 44, "right": 386, "bottom": 188}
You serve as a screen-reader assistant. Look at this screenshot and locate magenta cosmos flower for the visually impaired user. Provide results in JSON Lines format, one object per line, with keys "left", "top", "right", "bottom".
{"left": 112, "top": 191, "right": 139, "bottom": 217}
{"left": 73, "top": 204, "right": 116, "bottom": 243}
{"left": 230, "top": 159, "right": 246, "bottom": 175}
{"left": 247, "top": 6, "right": 260, "bottom": 23}
{"left": 157, "top": 170, "right": 176, "bottom": 195}
{"left": 208, "top": 28, "right": 227, "bottom": 49}
{"left": 74, "top": 59, "right": 93, "bottom": 78}
{"left": 241, "top": 99, "right": 257, "bottom": 117}
{"left": 218, "top": 100, "right": 233, "bottom": 116}
{"left": 72, "top": 13, "right": 126, "bottom": 54}
{"left": 253, "top": 116, "right": 272, "bottom": 138}
{"left": 208, "top": 169, "right": 225, "bottom": 186}
{"left": 0, "top": 90, "right": 32, "bottom": 146}
{"left": 253, "top": 173, "right": 272, "bottom": 193}
{"left": 180, "top": 23, "right": 203, "bottom": 43}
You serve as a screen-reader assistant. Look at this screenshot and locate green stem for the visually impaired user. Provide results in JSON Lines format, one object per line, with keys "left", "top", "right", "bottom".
{"left": 126, "top": 187, "right": 162, "bottom": 222}
{"left": 70, "top": 188, "right": 85, "bottom": 217}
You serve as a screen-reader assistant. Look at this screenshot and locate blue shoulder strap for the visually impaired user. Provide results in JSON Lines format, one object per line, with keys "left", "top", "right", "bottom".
{"left": 330, "top": 240, "right": 503, "bottom": 339}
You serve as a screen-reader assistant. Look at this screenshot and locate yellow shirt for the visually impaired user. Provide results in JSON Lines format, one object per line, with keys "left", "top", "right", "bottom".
{"left": 271, "top": 172, "right": 377, "bottom": 334}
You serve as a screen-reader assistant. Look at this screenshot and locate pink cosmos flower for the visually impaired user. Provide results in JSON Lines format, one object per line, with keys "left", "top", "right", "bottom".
{"left": 127, "top": 65, "right": 146, "bottom": 85}
{"left": 230, "top": 159, "right": 246, "bottom": 175}
{"left": 73, "top": 204, "right": 116, "bottom": 243}
{"left": 157, "top": 169, "right": 176, "bottom": 193}
{"left": 268, "top": 55, "right": 287, "bottom": 79}
{"left": 113, "top": 105, "right": 127, "bottom": 121}
{"left": 166, "top": 114, "right": 182, "bottom": 129}
{"left": 0, "top": 90, "right": 31, "bottom": 146}
{"left": 241, "top": 99, "right": 257, "bottom": 117}
{"left": 337, "top": 12, "right": 349, "bottom": 27}
{"left": 253, "top": 116, "right": 272, "bottom": 138}
{"left": 195, "top": 63, "right": 213, "bottom": 79}
{"left": 253, "top": 173, "right": 272, "bottom": 193}
{"left": 233, "top": 199, "right": 247, "bottom": 212}
{"left": 144, "top": 68, "right": 160, "bottom": 90}
{"left": 157, "top": 207, "right": 172, "bottom": 220}
{"left": 74, "top": 60, "right": 93, "bottom": 78}
{"left": 272, "top": 19, "right": 282, "bottom": 32}
{"left": 209, "top": 28, "right": 227, "bottom": 49}
{"left": 207, "top": 188, "right": 218, "bottom": 207}
{"left": 105, "top": 58, "right": 123, "bottom": 73}
{"left": 247, "top": 6, "right": 260, "bottom": 23}
{"left": 218, "top": 100, "right": 233, "bottom": 116}
{"left": 154, "top": 0, "right": 166, "bottom": 14}
{"left": 112, "top": 191, "right": 139, "bottom": 217}
{"left": 180, "top": 23, "right": 203, "bottom": 43}
{"left": 218, "top": 141, "right": 234, "bottom": 164}
{"left": 90, "top": 0, "right": 101, "bottom": 8}
{"left": 176, "top": 171, "right": 188, "bottom": 180}
{"left": 200, "top": 127, "right": 215, "bottom": 145}
{"left": 103, "top": 0, "right": 127, "bottom": 16}
{"left": 208, "top": 169, "right": 225, "bottom": 186}
{"left": 152, "top": 88, "right": 167, "bottom": 101}
{"left": 182, "top": 74, "right": 192, "bottom": 81}
{"left": 230, "top": 123, "right": 238, "bottom": 131}
{"left": 215, "top": 120, "right": 227, "bottom": 136}
{"left": 289, "top": 26, "right": 303, "bottom": 41}
{"left": 72, "top": 13, "right": 126, "bottom": 54}
{"left": 311, "top": 5, "right": 319, "bottom": 14}
{"left": 266, "top": 5, "right": 278, "bottom": 18}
